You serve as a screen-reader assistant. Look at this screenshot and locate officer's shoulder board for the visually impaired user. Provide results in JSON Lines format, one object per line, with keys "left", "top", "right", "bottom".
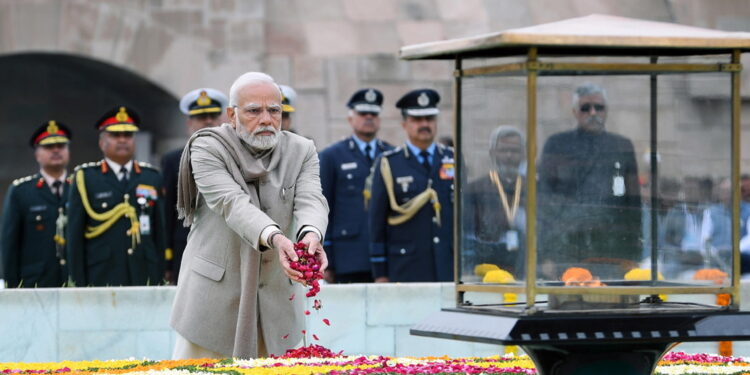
{"left": 12, "top": 174, "right": 36, "bottom": 186}
{"left": 73, "top": 161, "right": 102, "bottom": 172}
{"left": 137, "top": 161, "right": 159, "bottom": 171}
{"left": 382, "top": 147, "right": 402, "bottom": 158}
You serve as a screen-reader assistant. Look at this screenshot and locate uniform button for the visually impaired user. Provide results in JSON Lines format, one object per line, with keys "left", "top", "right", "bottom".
{"left": 127, "top": 248, "right": 134, "bottom": 255}
{"left": 400, "top": 248, "right": 406, "bottom": 254}
{"left": 433, "top": 237, "right": 440, "bottom": 244}
{"left": 341, "top": 229, "right": 347, "bottom": 236}
{"left": 102, "top": 202, "right": 108, "bottom": 209}
{"left": 346, "top": 173, "right": 352, "bottom": 179}
{"left": 59, "top": 259, "right": 66, "bottom": 266}
{"left": 124, "top": 194, "right": 130, "bottom": 200}
{"left": 35, "top": 215, "right": 42, "bottom": 221}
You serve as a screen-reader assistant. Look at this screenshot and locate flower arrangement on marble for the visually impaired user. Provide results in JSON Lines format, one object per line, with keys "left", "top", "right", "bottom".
{"left": 2, "top": 352, "right": 749, "bottom": 375}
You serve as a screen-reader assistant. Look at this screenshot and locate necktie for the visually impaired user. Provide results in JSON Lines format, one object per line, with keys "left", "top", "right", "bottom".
{"left": 52, "top": 180, "right": 62, "bottom": 198}
{"left": 119, "top": 169, "right": 129, "bottom": 185}
{"left": 419, "top": 150, "right": 431, "bottom": 171}
{"left": 364, "top": 144, "right": 373, "bottom": 166}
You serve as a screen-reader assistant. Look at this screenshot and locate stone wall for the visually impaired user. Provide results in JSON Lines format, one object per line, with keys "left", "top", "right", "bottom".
{"left": 0, "top": 0, "right": 748, "bottom": 152}
{"left": 1, "top": 283, "right": 749, "bottom": 362}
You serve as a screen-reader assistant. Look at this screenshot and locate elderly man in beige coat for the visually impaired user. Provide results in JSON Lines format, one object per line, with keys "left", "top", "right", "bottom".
{"left": 170, "top": 72, "right": 329, "bottom": 359}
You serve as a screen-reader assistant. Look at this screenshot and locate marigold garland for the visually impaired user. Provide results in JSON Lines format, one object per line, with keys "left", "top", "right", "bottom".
{"left": 2, "top": 352, "right": 749, "bottom": 375}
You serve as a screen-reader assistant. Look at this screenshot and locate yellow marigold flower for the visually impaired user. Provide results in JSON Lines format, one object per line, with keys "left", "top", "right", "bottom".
{"left": 624, "top": 268, "right": 667, "bottom": 301}
{"left": 474, "top": 263, "right": 500, "bottom": 277}
{"left": 624, "top": 268, "right": 664, "bottom": 281}
{"left": 483, "top": 269, "right": 515, "bottom": 283}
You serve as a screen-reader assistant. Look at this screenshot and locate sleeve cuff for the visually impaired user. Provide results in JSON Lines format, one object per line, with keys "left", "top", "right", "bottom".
{"left": 297, "top": 225, "right": 322, "bottom": 242}
{"left": 259, "top": 225, "right": 281, "bottom": 247}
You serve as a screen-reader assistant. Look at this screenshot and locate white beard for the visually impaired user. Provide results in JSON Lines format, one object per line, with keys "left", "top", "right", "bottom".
{"left": 236, "top": 123, "right": 280, "bottom": 151}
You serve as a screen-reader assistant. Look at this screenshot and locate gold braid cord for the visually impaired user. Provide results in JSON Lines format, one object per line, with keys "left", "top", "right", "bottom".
{"left": 75, "top": 169, "right": 141, "bottom": 248}
{"left": 379, "top": 156, "right": 441, "bottom": 226}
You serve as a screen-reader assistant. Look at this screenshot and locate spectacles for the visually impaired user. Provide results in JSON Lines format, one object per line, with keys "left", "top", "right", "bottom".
{"left": 235, "top": 105, "right": 283, "bottom": 118}
{"left": 579, "top": 103, "right": 606, "bottom": 112}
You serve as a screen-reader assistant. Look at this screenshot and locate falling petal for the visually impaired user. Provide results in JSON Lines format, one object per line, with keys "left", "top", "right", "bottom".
{"left": 313, "top": 334, "right": 319, "bottom": 340}
{"left": 304, "top": 310, "right": 310, "bottom": 315}
{"left": 282, "top": 334, "right": 289, "bottom": 339}
{"left": 323, "top": 318, "right": 330, "bottom": 326}
{"left": 289, "top": 293, "right": 295, "bottom": 301}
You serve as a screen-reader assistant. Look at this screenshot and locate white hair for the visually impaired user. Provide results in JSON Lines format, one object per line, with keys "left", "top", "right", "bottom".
{"left": 228, "top": 72, "right": 281, "bottom": 107}
{"left": 572, "top": 83, "right": 608, "bottom": 109}
{"left": 489, "top": 125, "right": 524, "bottom": 151}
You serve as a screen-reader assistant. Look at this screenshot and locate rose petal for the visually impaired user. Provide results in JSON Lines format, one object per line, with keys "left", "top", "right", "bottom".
{"left": 323, "top": 318, "right": 330, "bottom": 326}
{"left": 282, "top": 334, "right": 289, "bottom": 339}
{"left": 304, "top": 310, "right": 310, "bottom": 315}
{"left": 289, "top": 293, "right": 295, "bottom": 301}
{"left": 313, "top": 334, "right": 319, "bottom": 340}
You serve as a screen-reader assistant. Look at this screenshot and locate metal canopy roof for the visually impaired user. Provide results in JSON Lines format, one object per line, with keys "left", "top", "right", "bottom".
{"left": 400, "top": 14, "right": 750, "bottom": 60}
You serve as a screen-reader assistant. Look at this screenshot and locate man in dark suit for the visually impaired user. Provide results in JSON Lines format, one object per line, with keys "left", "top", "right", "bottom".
{"left": 162, "top": 88, "right": 227, "bottom": 283}
{"left": 538, "top": 83, "right": 641, "bottom": 279}
{"left": 368, "top": 89, "right": 454, "bottom": 282}
{"left": 1, "top": 121, "right": 72, "bottom": 287}
{"left": 66, "top": 106, "right": 167, "bottom": 286}
{"left": 319, "top": 88, "right": 393, "bottom": 283}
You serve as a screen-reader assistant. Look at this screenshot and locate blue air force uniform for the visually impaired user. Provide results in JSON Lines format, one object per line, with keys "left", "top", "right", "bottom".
{"left": 66, "top": 107, "right": 167, "bottom": 286}
{"left": 1, "top": 121, "right": 73, "bottom": 287}
{"left": 320, "top": 88, "right": 394, "bottom": 281}
{"left": 368, "top": 89, "right": 455, "bottom": 282}
{"left": 319, "top": 136, "right": 393, "bottom": 278}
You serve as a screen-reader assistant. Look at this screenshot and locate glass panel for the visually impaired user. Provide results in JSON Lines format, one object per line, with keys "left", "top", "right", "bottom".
{"left": 459, "top": 72, "right": 528, "bottom": 288}
{"left": 534, "top": 73, "right": 733, "bottom": 299}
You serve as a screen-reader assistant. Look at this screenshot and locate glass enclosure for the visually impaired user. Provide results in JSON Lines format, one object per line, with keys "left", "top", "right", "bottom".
{"left": 456, "top": 55, "right": 741, "bottom": 312}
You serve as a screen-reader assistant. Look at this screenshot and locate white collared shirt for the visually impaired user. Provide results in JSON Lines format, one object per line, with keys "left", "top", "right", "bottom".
{"left": 39, "top": 169, "right": 67, "bottom": 195}
{"left": 105, "top": 158, "right": 133, "bottom": 181}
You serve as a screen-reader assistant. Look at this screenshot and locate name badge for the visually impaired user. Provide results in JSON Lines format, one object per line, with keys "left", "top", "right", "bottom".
{"left": 396, "top": 176, "right": 414, "bottom": 193}
{"left": 506, "top": 230, "right": 519, "bottom": 252}
{"left": 139, "top": 214, "right": 151, "bottom": 235}
{"left": 29, "top": 205, "right": 47, "bottom": 212}
{"left": 341, "top": 162, "right": 358, "bottom": 171}
{"left": 94, "top": 191, "right": 112, "bottom": 199}
{"left": 612, "top": 176, "right": 625, "bottom": 197}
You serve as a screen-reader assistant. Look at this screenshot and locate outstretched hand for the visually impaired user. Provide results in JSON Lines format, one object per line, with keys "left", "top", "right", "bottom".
{"left": 300, "top": 231, "right": 328, "bottom": 274}
{"left": 272, "top": 234, "right": 305, "bottom": 284}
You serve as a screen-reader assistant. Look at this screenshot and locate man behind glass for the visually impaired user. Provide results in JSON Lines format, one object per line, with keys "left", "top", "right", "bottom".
{"left": 538, "top": 83, "right": 641, "bottom": 279}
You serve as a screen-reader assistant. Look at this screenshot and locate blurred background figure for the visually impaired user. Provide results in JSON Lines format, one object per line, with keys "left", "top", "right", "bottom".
{"left": 463, "top": 126, "right": 526, "bottom": 279}
{"left": 279, "top": 84, "right": 297, "bottom": 133}
{"left": 162, "top": 88, "right": 227, "bottom": 284}
{"left": 2, "top": 121, "right": 72, "bottom": 288}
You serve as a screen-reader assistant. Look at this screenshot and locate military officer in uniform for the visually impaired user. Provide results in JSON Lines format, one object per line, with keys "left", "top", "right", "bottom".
{"left": 368, "top": 89, "right": 454, "bottom": 282}
{"left": 319, "top": 88, "right": 394, "bottom": 283}
{"left": 162, "top": 88, "right": 227, "bottom": 283}
{"left": 66, "top": 106, "right": 167, "bottom": 286}
{"left": 1, "top": 121, "right": 72, "bottom": 287}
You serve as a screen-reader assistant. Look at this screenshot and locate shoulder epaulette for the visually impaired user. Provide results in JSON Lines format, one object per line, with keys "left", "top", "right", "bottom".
{"left": 73, "top": 161, "right": 101, "bottom": 172}
{"left": 12, "top": 174, "right": 36, "bottom": 186}
{"left": 382, "top": 147, "right": 401, "bottom": 157}
{"left": 137, "top": 161, "right": 159, "bottom": 171}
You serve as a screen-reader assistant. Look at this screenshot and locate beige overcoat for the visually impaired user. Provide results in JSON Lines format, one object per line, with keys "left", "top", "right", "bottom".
{"left": 170, "top": 130, "right": 328, "bottom": 358}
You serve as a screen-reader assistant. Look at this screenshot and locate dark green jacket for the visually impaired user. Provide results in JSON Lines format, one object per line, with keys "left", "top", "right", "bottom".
{"left": 66, "top": 160, "right": 167, "bottom": 286}
{"left": 1, "top": 173, "right": 69, "bottom": 287}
